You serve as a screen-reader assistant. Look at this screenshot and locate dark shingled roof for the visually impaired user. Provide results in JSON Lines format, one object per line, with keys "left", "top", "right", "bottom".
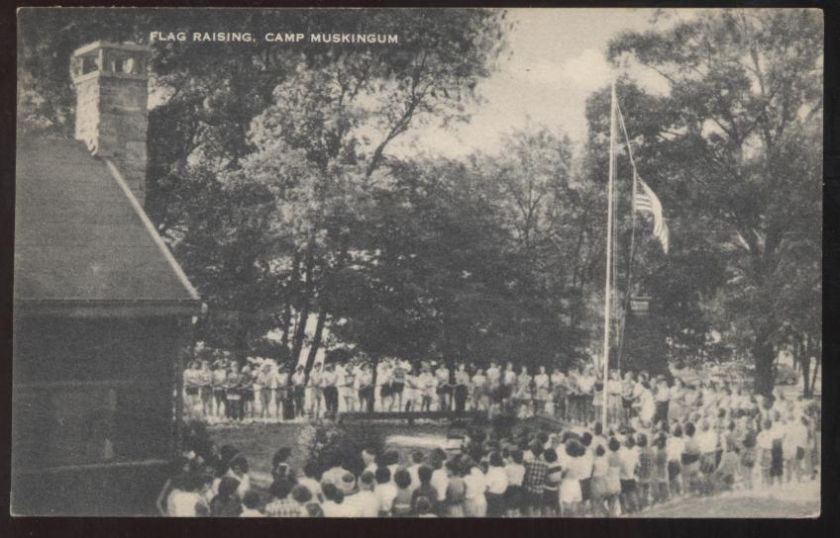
{"left": 15, "top": 135, "right": 199, "bottom": 314}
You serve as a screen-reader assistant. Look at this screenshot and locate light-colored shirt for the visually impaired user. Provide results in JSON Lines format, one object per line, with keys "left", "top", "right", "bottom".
{"left": 375, "top": 483, "right": 398, "bottom": 514}
{"left": 485, "top": 466, "right": 509, "bottom": 494}
{"left": 431, "top": 468, "right": 449, "bottom": 501}
{"left": 618, "top": 447, "right": 639, "bottom": 480}
{"left": 666, "top": 437, "right": 685, "bottom": 461}
{"left": 167, "top": 490, "right": 202, "bottom": 517}
{"left": 346, "top": 490, "right": 379, "bottom": 518}
{"left": 504, "top": 462, "right": 525, "bottom": 486}
{"left": 463, "top": 468, "right": 488, "bottom": 500}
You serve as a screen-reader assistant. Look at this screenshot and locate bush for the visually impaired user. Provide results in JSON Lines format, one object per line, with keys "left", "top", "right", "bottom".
{"left": 297, "top": 422, "right": 384, "bottom": 476}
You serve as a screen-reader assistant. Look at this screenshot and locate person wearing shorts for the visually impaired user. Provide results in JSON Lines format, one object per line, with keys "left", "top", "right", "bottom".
{"left": 224, "top": 363, "right": 243, "bottom": 421}
{"left": 420, "top": 367, "right": 435, "bottom": 412}
{"left": 357, "top": 363, "right": 374, "bottom": 413}
{"left": 453, "top": 363, "right": 470, "bottom": 413}
{"left": 502, "top": 362, "right": 516, "bottom": 413}
{"left": 257, "top": 363, "right": 275, "bottom": 419}
{"left": 183, "top": 361, "right": 201, "bottom": 418}
{"left": 308, "top": 363, "right": 324, "bottom": 419}
{"left": 391, "top": 362, "right": 406, "bottom": 412}
{"left": 435, "top": 364, "right": 451, "bottom": 412}
{"left": 198, "top": 360, "right": 214, "bottom": 419}
{"left": 274, "top": 364, "right": 290, "bottom": 420}
{"left": 322, "top": 363, "right": 339, "bottom": 419}
{"left": 291, "top": 365, "right": 306, "bottom": 418}
{"left": 211, "top": 361, "right": 227, "bottom": 419}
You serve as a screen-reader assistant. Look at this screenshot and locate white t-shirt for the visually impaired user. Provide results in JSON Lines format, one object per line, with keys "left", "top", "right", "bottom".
{"left": 697, "top": 430, "right": 718, "bottom": 453}
{"left": 463, "top": 468, "right": 488, "bottom": 500}
{"left": 375, "top": 483, "right": 398, "bottom": 514}
{"left": 167, "top": 490, "right": 202, "bottom": 517}
{"left": 485, "top": 466, "right": 509, "bottom": 494}
{"left": 618, "top": 446, "right": 639, "bottom": 480}
{"left": 577, "top": 375, "right": 595, "bottom": 394}
{"left": 323, "top": 500, "right": 358, "bottom": 517}
{"left": 505, "top": 462, "right": 525, "bottom": 486}
{"left": 431, "top": 468, "right": 449, "bottom": 501}
{"left": 346, "top": 490, "right": 379, "bottom": 518}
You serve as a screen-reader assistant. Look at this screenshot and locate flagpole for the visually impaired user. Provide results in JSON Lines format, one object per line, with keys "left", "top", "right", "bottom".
{"left": 616, "top": 101, "right": 640, "bottom": 380}
{"left": 601, "top": 79, "right": 617, "bottom": 430}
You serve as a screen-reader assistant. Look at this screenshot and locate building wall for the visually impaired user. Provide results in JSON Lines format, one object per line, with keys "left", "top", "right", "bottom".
{"left": 12, "top": 314, "right": 187, "bottom": 515}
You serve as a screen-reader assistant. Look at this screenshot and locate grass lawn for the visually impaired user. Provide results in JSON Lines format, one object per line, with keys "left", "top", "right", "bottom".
{"left": 634, "top": 481, "right": 820, "bottom": 518}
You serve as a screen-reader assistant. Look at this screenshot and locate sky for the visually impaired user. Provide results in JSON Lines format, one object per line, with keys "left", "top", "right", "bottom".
{"left": 391, "top": 8, "right": 693, "bottom": 159}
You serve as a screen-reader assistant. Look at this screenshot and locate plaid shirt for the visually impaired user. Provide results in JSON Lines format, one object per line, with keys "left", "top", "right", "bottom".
{"left": 264, "top": 497, "right": 303, "bottom": 517}
{"left": 523, "top": 459, "right": 548, "bottom": 494}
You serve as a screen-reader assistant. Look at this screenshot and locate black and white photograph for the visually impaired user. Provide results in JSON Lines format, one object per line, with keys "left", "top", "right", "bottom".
{"left": 12, "top": 7, "right": 823, "bottom": 518}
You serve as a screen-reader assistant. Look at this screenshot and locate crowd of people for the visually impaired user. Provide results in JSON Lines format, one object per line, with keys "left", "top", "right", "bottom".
{"left": 183, "top": 356, "right": 759, "bottom": 424}
{"left": 164, "top": 365, "right": 821, "bottom": 517}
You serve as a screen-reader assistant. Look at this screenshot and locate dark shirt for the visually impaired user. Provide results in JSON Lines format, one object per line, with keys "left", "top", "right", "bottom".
{"left": 523, "top": 459, "right": 548, "bottom": 494}
{"left": 210, "top": 495, "right": 242, "bottom": 517}
{"left": 411, "top": 483, "right": 438, "bottom": 513}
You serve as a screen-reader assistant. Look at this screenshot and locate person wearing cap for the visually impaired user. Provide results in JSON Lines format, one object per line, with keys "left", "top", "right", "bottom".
{"left": 292, "top": 365, "right": 306, "bottom": 419}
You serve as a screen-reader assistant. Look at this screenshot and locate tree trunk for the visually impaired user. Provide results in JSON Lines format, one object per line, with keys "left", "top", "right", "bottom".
{"left": 753, "top": 325, "right": 776, "bottom": 398}
{"left": 280, "top": 251, "right": 302, "bottom": 352}
{"left": 303, "top": 308, "right": 328, "bottom": 377}
{"left": 291, "top": 243, "right": 317, "bottom": 365}
{"left": 800, "top": 354, "right": 812, "bottom": 398}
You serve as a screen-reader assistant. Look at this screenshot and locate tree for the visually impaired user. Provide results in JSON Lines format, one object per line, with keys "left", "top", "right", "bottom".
{"left": 222, "top": 9, "right": 509, "bottom": 371}
{"left": 609, "top": 9, "right": 822, "bottom": 396}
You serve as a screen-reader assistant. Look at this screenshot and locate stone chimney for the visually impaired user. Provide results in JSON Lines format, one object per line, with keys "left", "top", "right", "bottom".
{"left": 71, "top": 41, "right": 152, "bottom": 205}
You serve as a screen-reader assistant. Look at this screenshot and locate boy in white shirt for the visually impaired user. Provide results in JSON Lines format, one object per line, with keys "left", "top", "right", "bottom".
{"left": 346, "top": 471, "right": 380, "bottom": 517}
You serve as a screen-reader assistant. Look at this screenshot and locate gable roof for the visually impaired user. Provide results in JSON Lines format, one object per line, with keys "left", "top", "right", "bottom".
{"left": 15, "top": 135, "right": 200, "bottom": 317}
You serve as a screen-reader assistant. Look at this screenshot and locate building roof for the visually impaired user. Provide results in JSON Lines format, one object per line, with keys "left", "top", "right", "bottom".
{"left": 15, "top": 135, "right": 199, "bottom": 316}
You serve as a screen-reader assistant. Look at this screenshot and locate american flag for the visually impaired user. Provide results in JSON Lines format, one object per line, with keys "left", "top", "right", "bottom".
{"left": 633, "top": 172, "right": 669, "bottom": 254}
